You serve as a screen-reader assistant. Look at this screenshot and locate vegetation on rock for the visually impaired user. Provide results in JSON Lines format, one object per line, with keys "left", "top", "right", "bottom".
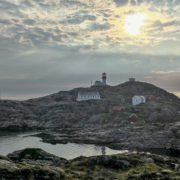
{"left": 0, "top": 148, "right": 180, "bottom": 180}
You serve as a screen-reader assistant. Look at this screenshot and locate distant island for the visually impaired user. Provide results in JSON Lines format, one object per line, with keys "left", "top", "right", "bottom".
{"left": 0, "top": 74, "right": 180, "bottom": 154}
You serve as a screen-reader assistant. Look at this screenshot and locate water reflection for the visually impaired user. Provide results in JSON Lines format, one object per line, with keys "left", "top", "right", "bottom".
{"left": 0, "top": 132, "right": 127, "bottom": 159}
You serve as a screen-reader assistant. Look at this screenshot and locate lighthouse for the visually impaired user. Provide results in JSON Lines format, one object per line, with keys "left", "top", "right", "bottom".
{"left": 102, "top": 72, "right": 107, "bottom": 85}
{"left": 93, "top": 73, "right": 107, "bottom": 86}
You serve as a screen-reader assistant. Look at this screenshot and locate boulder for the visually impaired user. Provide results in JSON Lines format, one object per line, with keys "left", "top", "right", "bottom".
{"left": 7, "top": 148, "right": 67, "bottom": 166}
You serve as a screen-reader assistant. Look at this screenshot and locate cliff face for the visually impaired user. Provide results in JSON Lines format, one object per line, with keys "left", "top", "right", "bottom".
{"left": 0, "top": 81, "right": 180, "bottom": 151}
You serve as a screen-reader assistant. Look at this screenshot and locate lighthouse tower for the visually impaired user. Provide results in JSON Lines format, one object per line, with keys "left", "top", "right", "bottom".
{"left": 102, "top": 72, "right": 107, "bottom": 85}
{"left": 93, "top": 73, "right": 107, "bottom": 86}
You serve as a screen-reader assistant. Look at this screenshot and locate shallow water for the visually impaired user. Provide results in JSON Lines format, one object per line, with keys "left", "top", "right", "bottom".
{"left": 0, "top": 131, "right": 127, "bottom": 159}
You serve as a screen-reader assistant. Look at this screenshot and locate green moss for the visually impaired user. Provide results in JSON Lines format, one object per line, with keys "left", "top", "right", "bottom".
{"left": 118, "top": 163, "right": 162, "bottom": 180}
{"left": 18, "top": 148, "right": 43, "bottom": 159}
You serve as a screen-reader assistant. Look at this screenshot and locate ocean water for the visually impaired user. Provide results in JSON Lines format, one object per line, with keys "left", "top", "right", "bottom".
{"left": 0, "top": 131, "right": 127, "bottom": 159}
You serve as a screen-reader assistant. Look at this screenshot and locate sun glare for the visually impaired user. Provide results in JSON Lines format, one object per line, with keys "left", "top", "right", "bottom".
{"left": 125, "top": 13, "right": 147, "bottom": 36}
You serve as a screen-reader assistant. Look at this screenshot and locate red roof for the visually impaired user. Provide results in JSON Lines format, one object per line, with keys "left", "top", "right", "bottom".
{"left": 129, "top": 114, "right": 137, "bottom": 122}
{"left": 149, "top": 96, "right": 161, "bottom": 102}
{"left": 112, "top": 106, "right": 124, "bottom": 112}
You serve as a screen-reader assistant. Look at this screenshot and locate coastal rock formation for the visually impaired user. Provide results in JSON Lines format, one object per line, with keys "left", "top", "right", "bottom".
{"left": 0, "top": 148, "right": 180, "bottom": 180}
{"left": 0, "top": 81, "right": 180, "bottom": 152}
{"left": 7, "top": 148, "right": 67, "bottom": 166}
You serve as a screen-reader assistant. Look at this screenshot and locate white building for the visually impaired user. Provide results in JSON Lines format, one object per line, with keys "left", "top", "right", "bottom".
{"left": 132, "top": 96, "right": 146, "bottom": 106}
{"left": 94, "top": 81, "right": 103, "bottom": 86}
{"left": 76, "top": 91, "right": 101, "bottom": 101}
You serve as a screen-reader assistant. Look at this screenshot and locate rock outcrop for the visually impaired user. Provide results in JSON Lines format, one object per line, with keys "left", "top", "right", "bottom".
{"left": 0, "top": 148, "right": 180, "bottom": 180}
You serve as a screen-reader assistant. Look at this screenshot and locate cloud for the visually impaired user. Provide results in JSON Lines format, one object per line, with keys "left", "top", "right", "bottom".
{"left": 151, "top": 20, "right": 179, "bottom": 29}
{"left": 0, "top": 1, "right": 18, "bottom": 10}
{"left": 64, "top": 14, "right": 97, "bottom": 25}
{"left": 0, "top": 46, "right": 180, "bottom": 99}
{"left": 152, "top": 69, "right": 180, "bottom": 75}
{"left": 113, "top": 0, "right": 129, "bottom": 7}
{"left": 23, "top": 19, "right": 36, "bottom": 25}
{"left": 0, "top": 19, "right": 11, "bottom": 24}
{"left": 145, "top": 73, "right": 180, "bottom": 95}
{"left": 0, "top": 0, "right": 179, "bottom": 99}
{"left": 113, "top": 0, "right": 180, "bottom": 7}
{"left": 130, "top": 0, "right": 137, "bottom": 6}
{"left": 89, "top": 22, "right": 114, "bottom": 31}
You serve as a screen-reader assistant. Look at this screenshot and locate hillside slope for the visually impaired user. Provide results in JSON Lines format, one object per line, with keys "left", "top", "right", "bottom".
{"left": 0, "top": 81, "right": 179, "bottom": 129}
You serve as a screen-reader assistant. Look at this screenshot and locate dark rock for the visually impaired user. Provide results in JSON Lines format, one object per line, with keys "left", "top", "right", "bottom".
{"left": 7, "top": 148, "right": 67, "bottom": 166}
{"left": 1, "top": 149, "right": 180, "bottom": 180}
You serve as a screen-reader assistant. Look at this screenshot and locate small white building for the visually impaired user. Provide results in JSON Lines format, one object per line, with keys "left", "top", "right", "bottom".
{"left": 132, "top": 96, "right": 146, "bottom": 106}
{"left": 93, "top": 73, "right": 107, "bottom": 86}
{"left": 94, "top": 81, "right": 103, "bottom": 86}
{"left": 76, "top": 91, "right": 101, "bottom": 101}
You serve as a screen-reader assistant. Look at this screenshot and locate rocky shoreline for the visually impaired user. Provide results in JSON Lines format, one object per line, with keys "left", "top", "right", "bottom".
{"left": 31, "top": 119, "right": 180, "bottom": 156}
{"left": 0, "top": 148, "right": 180, "bottom": 180}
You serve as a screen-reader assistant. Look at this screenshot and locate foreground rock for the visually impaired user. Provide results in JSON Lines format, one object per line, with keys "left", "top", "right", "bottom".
{"left": 0, "top": 148, "right": 180, "bottom": 180}
{"left": 7, "top": 148, "right": 67, "bottom": 166}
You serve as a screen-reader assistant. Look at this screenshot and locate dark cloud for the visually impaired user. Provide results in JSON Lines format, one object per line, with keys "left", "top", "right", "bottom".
{"left": 68, "top": 32, "right": 78, "bottom": 37}
{"left": 89, "top": 22, "right": 114, "bottom": 31}
{"left": 174, "top": 0, "right": 180, "bottom": 5}
{"left": 23, "top": 19, "right": 36, "bottom": 25}
{"left": 0, "top": 0, "right": 25, "bottom": 16}
{"left": 0, "top": 1, "right": 18, "bottom": 10}
{"left": 137, "top": 0, "right": 144, "bottom": 5}
{"left": 0, "top": 19, "right": 11, "bottom": 24}
{"left": 113, "top": 0, "right": 128, "bottom": 7}
{"left": 61, "top": 14, "right": 96, "bottom": 25}
{"left": 21, "top": 0, "right": 33, "bottom": 7}
{"left": 59, "top": 0, "right": 89, "bottom": 8}
{"left": 113, "top": 0, "right": 180, "bottom": 7}
{"left": 150, "top": 20, "right": 180, "bottom": 32}
{"left": 130, "top": 0, "right": 136, "bottom": 6}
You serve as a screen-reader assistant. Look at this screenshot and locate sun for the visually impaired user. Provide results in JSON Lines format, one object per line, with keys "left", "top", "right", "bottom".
{"left": 125, "top": 13, "right": 147, "bottom": 36}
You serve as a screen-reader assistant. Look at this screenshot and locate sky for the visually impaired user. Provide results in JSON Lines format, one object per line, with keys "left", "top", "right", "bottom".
{"left": 0, "top": 0, "right": 180, "bottom": 100}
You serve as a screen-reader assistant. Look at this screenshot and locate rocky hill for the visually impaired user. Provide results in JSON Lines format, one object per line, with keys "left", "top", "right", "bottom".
{"left": 0, "top": 81, "right": 180, "bottom": 152}
{"left": 0, "top": 81, "right": 179, "bottom": 130}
